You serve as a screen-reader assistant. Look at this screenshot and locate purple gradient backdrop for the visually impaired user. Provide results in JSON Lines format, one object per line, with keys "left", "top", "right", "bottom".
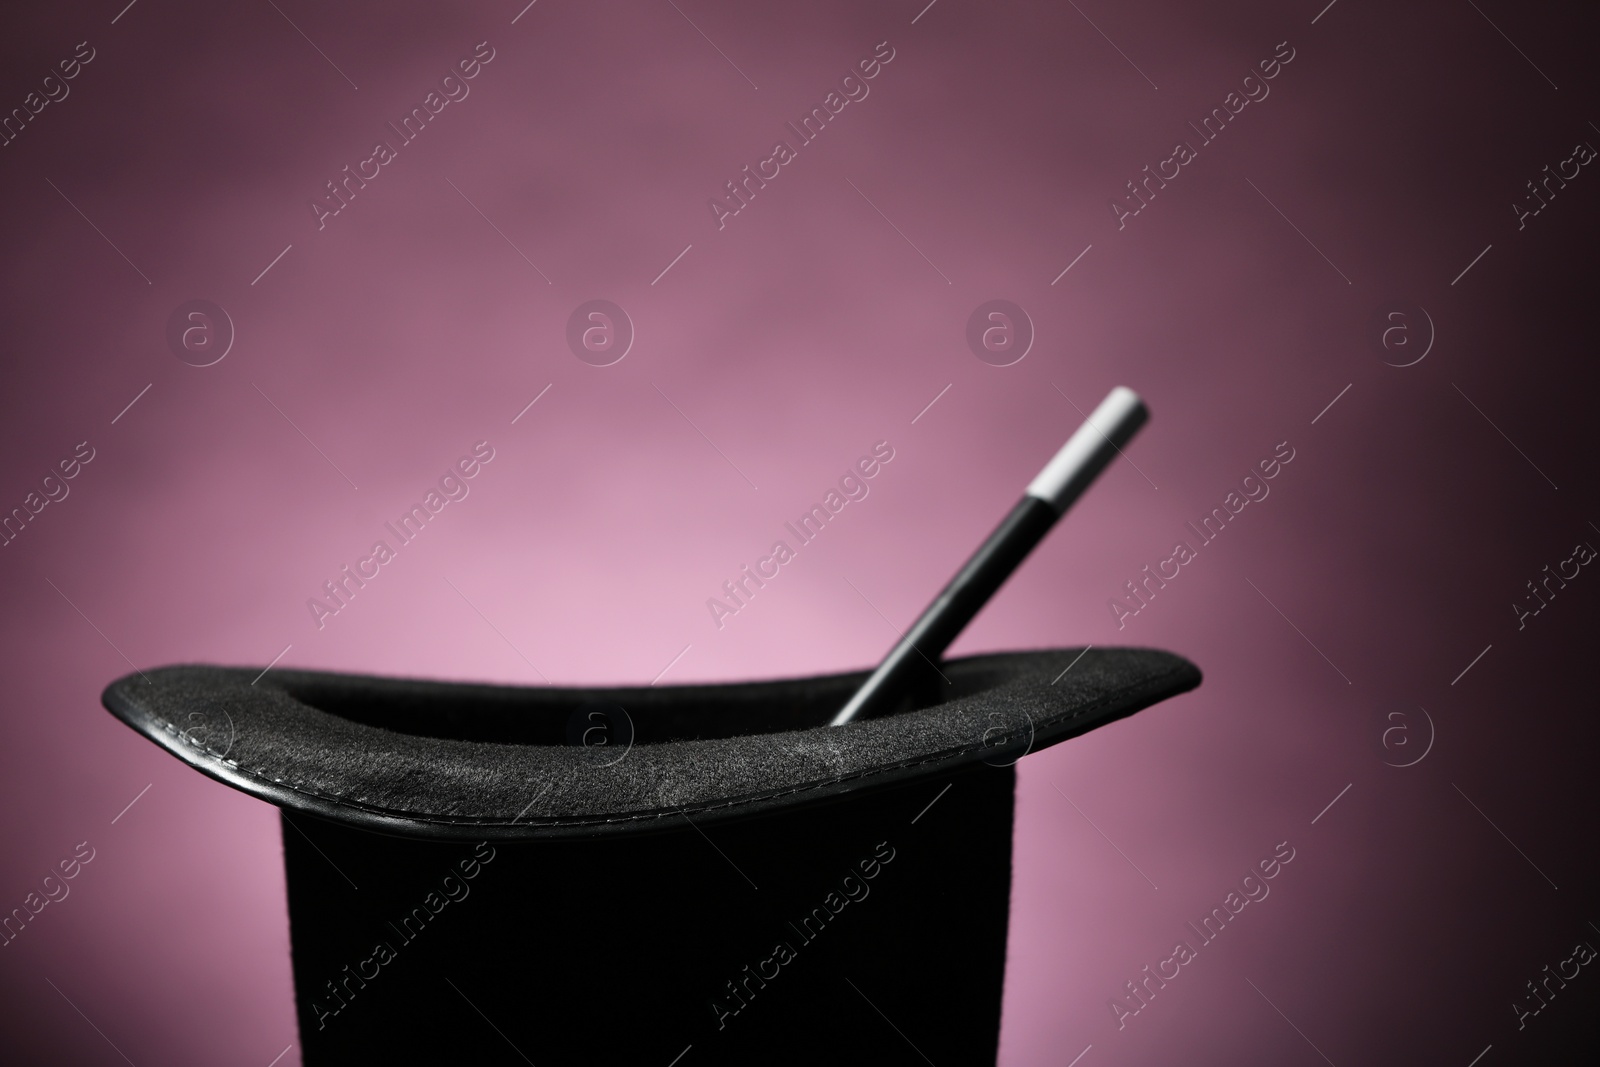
{"left": 3, "top": 1, "right": 1598, "bottom": 1063}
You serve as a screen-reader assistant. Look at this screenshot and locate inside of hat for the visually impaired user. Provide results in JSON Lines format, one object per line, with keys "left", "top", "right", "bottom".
{"left": 274, "top": 658, "right": 1021, "bottom": 747}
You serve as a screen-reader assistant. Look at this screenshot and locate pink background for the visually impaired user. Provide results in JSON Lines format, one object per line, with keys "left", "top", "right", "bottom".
{"left": 2, "top": 1, "right": 1597, "bottom": 1062}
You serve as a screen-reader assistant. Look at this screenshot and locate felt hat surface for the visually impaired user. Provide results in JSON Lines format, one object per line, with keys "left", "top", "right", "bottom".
{"left": 102, "top": 647, "right": 1198, "bottom": 1064}
{"left": 102, "top": 647, "right": 1200, "bottom": 840}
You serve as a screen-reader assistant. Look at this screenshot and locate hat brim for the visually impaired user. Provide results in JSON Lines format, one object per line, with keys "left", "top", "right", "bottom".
{"left": 101, "top": 647, "right": 1200, "bottom": 841}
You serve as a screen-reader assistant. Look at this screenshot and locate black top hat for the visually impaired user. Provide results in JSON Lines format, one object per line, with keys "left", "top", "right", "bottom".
{"left": 104, "top": 646, "right": 1197, "bottom": 1065}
